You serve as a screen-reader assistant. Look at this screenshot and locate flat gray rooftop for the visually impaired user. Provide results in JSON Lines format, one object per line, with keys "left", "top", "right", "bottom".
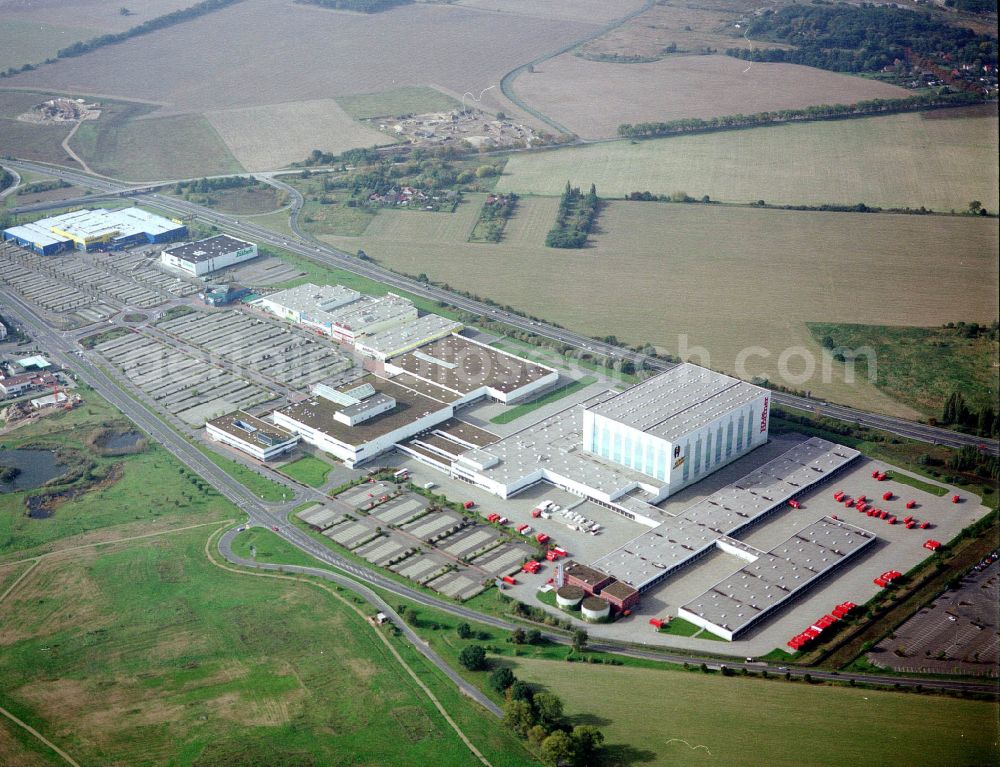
{"left": 389, "top": 334, "right": 555, "bottom": 395}
{"left": 454, "top": 393, "right": 671, "bottom": 501}
{"left": 591, "top": 438, "right": 861, "bottom": 589}
{"left": 585, "top": 364, "right": 767, "bottom": 443}
{"left": 359, "top": 313, "right": 462, "bottom": 353}
{"left": 680, "top": 516, "right": 876, "bottom": 637}
{"left": 164, "top": 234, "right": 254, "bottom": 263}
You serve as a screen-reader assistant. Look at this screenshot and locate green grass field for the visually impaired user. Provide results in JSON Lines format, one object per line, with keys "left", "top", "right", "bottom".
{"left": 336, "top": 86, "right": 462, "bottom": 120}
{"left": 300, "top": 199, "right": 377, "bottom": 236}
{"left": 490, "top": 376, "right": 597, "bottom": 424}
{"left": 510, "top": 658, "right": 999, "bottom": 767}
{"left": 326, "top": 197, "right": 997, "bottom": 417}
{"left": 0, "top": 388, "right": 233, "bottom": 561}
{"left": 0, "top": 526, "right": 535, "bottom": 766}
{"left": 279, "top": 455, "right": 333, "bottom": 488}
{"left": 72, "top": 108, "right": 244, "bottom": 181}
{"left": 496, "top": 109, "right": 999, "bottom": 211}
{"left": 198, "top": 447, "right": 290, "bottom": 503}
{"left": 808, "top": 322, "right": 999, "bottom": 418}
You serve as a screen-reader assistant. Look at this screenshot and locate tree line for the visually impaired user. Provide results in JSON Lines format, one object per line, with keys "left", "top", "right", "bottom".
{"left": 300, "top": 0, "right": 411, "bottom": 12}
{"left": 726, "top": 3, "right": 997, "bottom": 73}
{"left": 57, "top": 0, "right": 246, "bottom": 59}
{"left": 172, "top": 176, "right": 258, "bottom": 194}
{"left": 472, "top": 193, "right": 518, "bottom": 243}
{"left": 617, "top": 91, "right": 987, "bottom": 139}
{"left": 941, "top": 391, "right": 998, "bottom": 438}
{"left": 545, "top": 182, "right": 600, "bottom": 249}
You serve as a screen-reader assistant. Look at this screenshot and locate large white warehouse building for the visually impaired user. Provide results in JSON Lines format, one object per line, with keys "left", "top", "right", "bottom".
{"left": 160, "top": 234, "right": 258, "bottom": 277}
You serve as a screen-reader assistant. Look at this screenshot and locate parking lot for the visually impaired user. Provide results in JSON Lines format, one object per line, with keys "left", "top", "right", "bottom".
{"left": 298, "top": 481, "right": 533, "bottom": 602}
{"left": 870, "top": 557, "right": 998, "bottom": 676}
{"left": 155, "top": 309, "right": 354, "bottom": 392}
{"left": 95, "top": 330, "right": 274, "bottom": 424}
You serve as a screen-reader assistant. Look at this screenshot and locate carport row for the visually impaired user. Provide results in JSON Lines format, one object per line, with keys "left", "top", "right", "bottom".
{"left": 298, "top": 486, "right": 533, "bottom": 601}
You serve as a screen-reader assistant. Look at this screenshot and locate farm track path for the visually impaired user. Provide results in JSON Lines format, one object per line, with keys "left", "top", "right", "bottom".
{"left": 61, "top": 120, "right": 93, "bottom": 175}
{"left": 0, "top": 705, "right": 82, "bottom": 767}
{"left": 205, "top": 525, "right": 496, "bottom": 767}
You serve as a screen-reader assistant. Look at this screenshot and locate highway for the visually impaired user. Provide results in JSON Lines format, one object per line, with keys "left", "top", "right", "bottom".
{"left": 7, "top": 158, "right": 996, "bottom": 457}
{"left": 2, "top": 275, "right": 997, "bottom": 699}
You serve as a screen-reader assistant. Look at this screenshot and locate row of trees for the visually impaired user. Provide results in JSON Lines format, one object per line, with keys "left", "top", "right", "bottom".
{"left": 727, "top": 3, "right": 997, "bottom": 73}
{"left": 545, "top": 182, "right": 600, "bottom": 248}
{"left": 473, "top": 193, "right": 518, "bottom": 242}
{"left": 617, "top": 91, "right": 986, "bottom": 139}
{"left": 302, "top": 0, "right": 411, "bottom": 12}
{"left": 941, "top": 391, "right": 998, "bottom": 438}
{"left": 497, "top": 667, "right": 605, "bottom": 767}
{"left": 58, "top": 0, "right": 245, "bottom": 58}
{"left": 172, "top": 176, "right": 257, "bottom": 194}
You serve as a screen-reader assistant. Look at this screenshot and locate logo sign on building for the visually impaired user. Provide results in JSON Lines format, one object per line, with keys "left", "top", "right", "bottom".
{"left": 760, "top": 396, "right": 769, "bottom": 433}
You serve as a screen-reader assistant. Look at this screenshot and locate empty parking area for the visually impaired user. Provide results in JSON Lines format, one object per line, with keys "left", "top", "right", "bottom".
{"left": 95, "top": 331, "right": 273, "bottom": 424}
{"left": 390, "top": 551, "right": 453, "bottom": 584}
{"left": 338, "top": 481, "right": 400, "bottom": 510}
{"left": 403, "top": 511, "right": 469, "bottom": 543}
{"left": 372, "top": 496, "right": 428, "bottom": 526}
{"left": 471, "top": 542, "right": 533, "bottom": 578}
{"left": 426, "top": 570, "right": 486, "bottom": 600}
{"left": 355, "top": 536, "right": 415, "bottom": 567}
{"left": 438, "top": 527, "right": 500, "bottom": 559}
{"left": 155, "top": 309, "right": 354, "bottom": 391}
{"left": 870, "top": 557, "right": 998, "bottom": 676}
{"left": 296, "top": 504, "right": 349, "bottom": 531}
{"left": 324, "top": 521, "right": 377, "bottom": 549}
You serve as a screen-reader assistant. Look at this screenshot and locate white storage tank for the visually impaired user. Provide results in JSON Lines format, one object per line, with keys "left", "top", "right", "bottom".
{"left": 581, "top": 596, "right": 610, "bottom": 621}
{"left": 556, "top": 585, "right": 584, "bottom": 608}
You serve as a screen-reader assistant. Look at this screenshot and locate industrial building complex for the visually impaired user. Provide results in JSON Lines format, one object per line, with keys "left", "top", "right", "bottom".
{"left": 160, "top": 234, "right": 258, "bottom": 277}
{"left": 3, "top": 207, "right": 186, "bottom": 254}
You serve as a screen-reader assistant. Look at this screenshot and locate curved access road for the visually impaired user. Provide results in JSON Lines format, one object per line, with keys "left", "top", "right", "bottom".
{"left": 218, "top": 527, "right": 502, "bottom": 717}
{"left": 8, "top": 159, "right": 995, "bottom": 458}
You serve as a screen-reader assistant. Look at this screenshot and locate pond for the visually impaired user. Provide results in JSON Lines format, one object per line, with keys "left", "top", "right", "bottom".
{"left": 97, "top": 431, "right": 143, "bottom": 451}
{"left": 0, "top": 448, "right": 66, "bottom": 494}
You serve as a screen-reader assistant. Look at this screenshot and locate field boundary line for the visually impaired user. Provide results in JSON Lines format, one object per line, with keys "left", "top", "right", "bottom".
{"left": 0, "top": 705, "right": 82, "bottom": 767}
{"left": 0, "top": 559, "right": 39, "bottom": 606}
{"left": 202, "top": 526, "right": 494, "bottom": 767}
{"left": 2, "top": 518, "right": 234, "bottom": 566}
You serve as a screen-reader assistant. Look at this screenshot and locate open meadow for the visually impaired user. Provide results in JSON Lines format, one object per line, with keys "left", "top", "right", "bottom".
{"left": 0, "top": 90, "right": 80, "bottom": 169}
{"left": 496, "top": 108, "right": 999, "bottom": 211}
{"left": 0, "top": 20, "right": 98, "bottom": 72}
{"left": 206, "top": 99, "right": 387, "bottom": 171}
{"left": 0, "top": 0, "right": 196, "bottom": 34}
{"left": 510, "top": 658, "right": 999, "bottom": 767}
{"left": 324, "top": 197, "right": 998, "bottom": 417}
{"left": 0, "top": 527, "right": 535, "bottom": 767}
{"left": 453, "top": 0, "right": 642, "bottom": 25}
{"left": 2, "top": 0, "right": 601, "bottom": 175}
{"left": 335, "top": 86, "right": 462, "bottom": 120}
{"left": 515, "top": 54, "right": 910, "bottom": 139}
{"left": 0, "top": 386, "right": 233, "bottom": 562}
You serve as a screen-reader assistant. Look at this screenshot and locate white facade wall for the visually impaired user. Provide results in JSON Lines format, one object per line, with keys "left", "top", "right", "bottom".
{"left": 274, "top": 403, "right": 453, "bottom": 468}
{"left": 676, "top": 607, "right": 735, "bottom": 641}
{"left": 160, "top": 243, "right": 257, "bottom": 277}
{"left": 583, "top": 392, "right": 771, "bottom": 497}
{"left": 206, "top": 422, "right": 299, "bottom": 462}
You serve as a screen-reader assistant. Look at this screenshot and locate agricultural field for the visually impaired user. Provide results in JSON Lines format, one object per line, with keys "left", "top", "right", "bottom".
{"left": 515, "top": 53, "right": 910, "bottom": 139}
{"left": 71, "top": 106, "right": 244, "bottom": 181}
{"left": 0, "top": 0, "right": 197, "bottom": 34}
{"left": 807, "top": 322, "right": 1000, "bottom": 418}
{"left": 510, "top": 658, "right": 999, "bottom": 767}
{"left": 454, "top": 0, "right": 643, "bottom": 25}
{"left": 325, "top": 198, "right": 998, "bottom": 417}
{"left": 206, "top": 99, "right": 387, "bottom": 171}
{"left": 336, "top": 86, "right": 462, "bottom": 120}
{"left": 496, "top": 108, "right": 1000, "bottom": 211}
{"left": 575, "top": 0, "right": 777, "bottom": 61}
{"left": 0, "top": 89, "right": 78, "bottom": 168}
{"left": 3, "top": 0, "right": 599, "bottom": 173}
{"left": 0, "top": 20, "right": 97, "bottom": 72}
{"left": 0, "top": 527, "right": 534, "bottom": 767}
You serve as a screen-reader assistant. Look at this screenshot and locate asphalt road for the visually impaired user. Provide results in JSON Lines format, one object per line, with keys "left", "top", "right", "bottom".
{"left": 6, "top": 158, "right": 996, "bottom": 458}
{"left": 2, "top": 284, "right": 997, "bottom": 698}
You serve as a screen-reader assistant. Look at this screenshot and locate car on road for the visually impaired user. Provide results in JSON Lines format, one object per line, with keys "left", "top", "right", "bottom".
{"left": 271, "top": 525, "right": 280, "bottom": 532}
